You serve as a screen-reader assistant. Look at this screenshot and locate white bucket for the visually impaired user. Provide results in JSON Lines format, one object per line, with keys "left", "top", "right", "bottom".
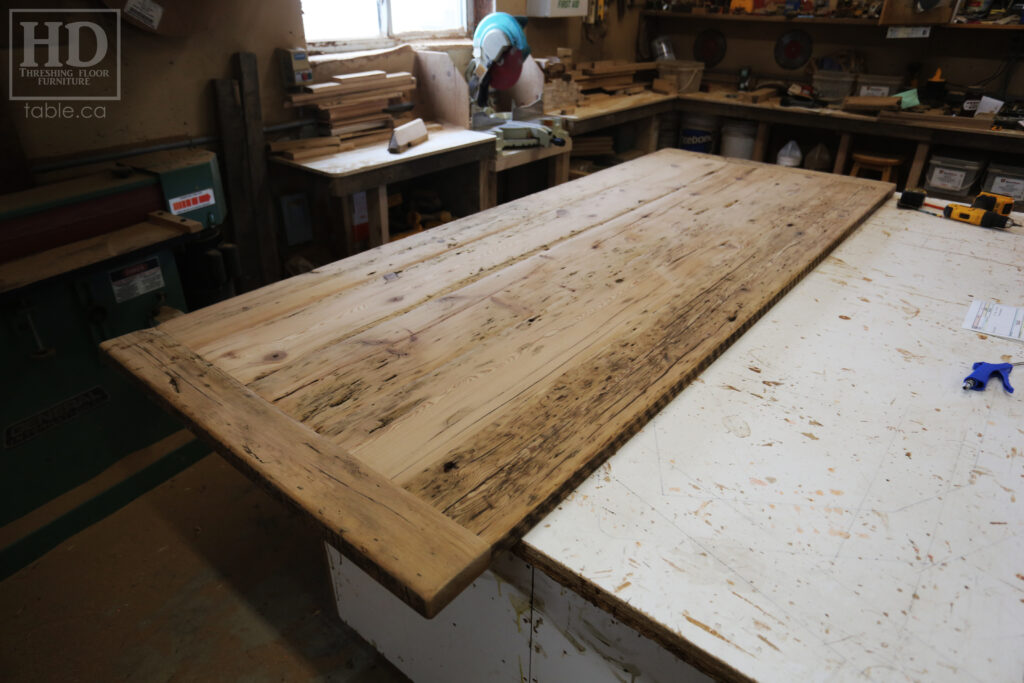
{"left": 720, "top": 119, "right": 758, "bottom": 160}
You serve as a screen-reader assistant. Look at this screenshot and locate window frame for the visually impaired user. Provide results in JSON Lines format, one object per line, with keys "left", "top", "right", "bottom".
{"left": 304, "top": 0, "right": 474, "bottom": 54}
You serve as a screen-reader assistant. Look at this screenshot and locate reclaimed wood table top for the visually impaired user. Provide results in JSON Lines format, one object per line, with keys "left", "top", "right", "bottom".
{"left": 101, "top": 149, "right": 891, "bottom": 617}
{"left": 521, "top": 199, "right": 1024, "bottom": 681}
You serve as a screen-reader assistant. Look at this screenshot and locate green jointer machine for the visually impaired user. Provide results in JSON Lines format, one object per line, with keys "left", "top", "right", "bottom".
{"left": 0, "top": 149, "right": 231, "bottom": 575}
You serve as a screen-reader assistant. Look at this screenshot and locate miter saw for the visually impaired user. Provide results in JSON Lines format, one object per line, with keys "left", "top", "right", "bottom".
{"left": 468, "top": 12, "right": 567, "bottom": 150}
{"left": 468, "top": 12, "right": 530, "bottom": 107}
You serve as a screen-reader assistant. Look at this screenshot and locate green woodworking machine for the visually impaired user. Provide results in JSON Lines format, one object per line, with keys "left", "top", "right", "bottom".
{"left": 0, "top": 149, "right": 227, "bottom": 573}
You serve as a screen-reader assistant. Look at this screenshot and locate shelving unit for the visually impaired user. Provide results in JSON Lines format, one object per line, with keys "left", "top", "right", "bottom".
{"left": 640, "top": 9, "right": 879, "bottom": 25}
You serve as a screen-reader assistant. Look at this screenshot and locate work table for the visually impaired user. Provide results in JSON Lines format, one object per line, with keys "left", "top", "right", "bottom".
{"left": 102, "top": 149, "right": 889, "bottom": 619}
{"left": 326, "top": 193, "right": 1024, "bottom": 683}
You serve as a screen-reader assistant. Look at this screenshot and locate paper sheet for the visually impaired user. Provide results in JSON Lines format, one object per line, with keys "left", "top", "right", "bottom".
{"left": 962, "top": 300, "right": 1024, "bottom": 343}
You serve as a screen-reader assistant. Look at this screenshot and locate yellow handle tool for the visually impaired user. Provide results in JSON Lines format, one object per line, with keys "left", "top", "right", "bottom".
{"left": 971, "top": 191, "right": 1014, "bottom": 216}
{"left": 943, "top": 203, "right": 1012, "bottom": 229}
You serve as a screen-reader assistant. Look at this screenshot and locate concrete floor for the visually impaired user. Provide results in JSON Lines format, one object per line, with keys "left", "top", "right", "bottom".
{"left": 0, "top": 453, "right": 409, "bottom": 682}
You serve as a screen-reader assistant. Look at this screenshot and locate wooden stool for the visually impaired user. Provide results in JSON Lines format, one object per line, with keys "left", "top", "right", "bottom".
{"left": 849, "top": 152, "right": 905, "bottom": 183}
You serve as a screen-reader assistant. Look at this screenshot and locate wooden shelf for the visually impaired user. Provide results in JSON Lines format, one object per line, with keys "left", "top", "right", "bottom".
{"left": 640, "top": 9, "right": 879, "bottom": 25}
{"left": 939, "top": 22, "right": 1024, "bottom": 29}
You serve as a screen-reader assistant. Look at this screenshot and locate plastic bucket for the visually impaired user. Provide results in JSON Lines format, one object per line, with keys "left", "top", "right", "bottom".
{"left": 720, "top": 119, "right": 757, "bottom": 160}
{"left": 658, "top": 60, "right": 704, "bottom": 94}
{"left": 679, "top": 114, "right": 719, "bottom": 153}
{"left": 813, "top": 71, "right": 856, "bottom": 102}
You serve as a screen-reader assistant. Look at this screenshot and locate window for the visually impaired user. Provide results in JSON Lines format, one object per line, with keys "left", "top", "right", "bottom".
{"left": 302, "top": 0, "right": 472, "bottom": 49}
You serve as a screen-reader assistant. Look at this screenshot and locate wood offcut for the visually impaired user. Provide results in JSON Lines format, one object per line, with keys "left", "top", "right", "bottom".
{"left": 101, "top": 150, "right": 892, "bottom": 617}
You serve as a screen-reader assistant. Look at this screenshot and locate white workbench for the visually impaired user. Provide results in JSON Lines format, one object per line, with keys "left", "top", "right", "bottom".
{"left": 328, "top": 198, "right": 1024, "bottom": 682}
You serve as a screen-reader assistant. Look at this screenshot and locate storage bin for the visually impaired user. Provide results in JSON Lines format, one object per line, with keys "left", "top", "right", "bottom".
{"left": 679, "top": 114, "right": 719, "bottom": 153}
{"left": 856, "top": 74, "right": 903, "bottom": 97}
{"left": 924, "top": 154, "right": 986, "bottom": 200}
{"left": 813, "top": 71, "right": 856, "bottom": 102}
{"left": 982, "top": 162, "right": 1024, "bottom": 201}
{"left": 720, "top": 119, "right": 757, "bottom": 160}
{"left": 658, "top": 60, "right": 704, "bottom": 94}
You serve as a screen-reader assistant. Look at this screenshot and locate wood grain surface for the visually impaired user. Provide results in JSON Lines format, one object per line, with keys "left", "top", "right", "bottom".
{"left": 102, "top": 150, "right": 892, "bottom": 616}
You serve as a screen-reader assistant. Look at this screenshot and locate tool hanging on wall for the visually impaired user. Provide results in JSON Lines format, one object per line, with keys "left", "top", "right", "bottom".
{"left": 774, "top": 30, "right": 813, "bottom": 70}
{"left": 693, "top": 29, "right": 727, "bottom": 68}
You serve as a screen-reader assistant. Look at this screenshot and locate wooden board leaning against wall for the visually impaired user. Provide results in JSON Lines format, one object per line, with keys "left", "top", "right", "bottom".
{"left": 101, "top": 150, "right": 893, "bottom": 617}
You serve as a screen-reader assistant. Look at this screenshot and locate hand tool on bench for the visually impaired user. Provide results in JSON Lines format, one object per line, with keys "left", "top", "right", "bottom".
{"left": 963, "top": 361, "right": 1021, "bottom": 393}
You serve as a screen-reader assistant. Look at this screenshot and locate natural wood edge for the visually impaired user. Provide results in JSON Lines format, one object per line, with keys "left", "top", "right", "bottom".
{"left": 100, "top": 327, "right": 491, "bottom": 618}
{"left": 498, "top": 185, "right": 894, "bottom": 678}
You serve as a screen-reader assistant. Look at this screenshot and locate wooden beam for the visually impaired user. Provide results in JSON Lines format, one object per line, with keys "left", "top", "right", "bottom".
{"left": 234, "top": 52, "right": 281, "bottom": 284}
{"left": 213, "top": 78, "right": 261, "bottom": 292}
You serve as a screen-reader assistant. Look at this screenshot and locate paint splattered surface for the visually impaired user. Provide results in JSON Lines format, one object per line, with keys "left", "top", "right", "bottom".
{"left": 523, "top": 200, "right": 1024, "bottom": 681}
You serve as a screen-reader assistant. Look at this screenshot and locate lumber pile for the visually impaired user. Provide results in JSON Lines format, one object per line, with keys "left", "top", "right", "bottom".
{"left": 538, "top": 49, "right": 658, "bottom": 113}
{"left": 571, "top": 135, "right": 615, "bottom": 157}
{"left": 572, "top": 60, "right": 656, "bottom": 95}
{"left": 267, "top": 137, "right": 355, "bottom": 160}
{"left": 284, "top": 70, "right": 418, "bottom": 145}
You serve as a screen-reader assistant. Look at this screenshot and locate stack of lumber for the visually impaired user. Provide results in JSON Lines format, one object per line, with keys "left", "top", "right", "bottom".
{"left": 539, "top": 53, "right": 658, "bottom": 113}
{"left": 571, "top": 135, "right": 615, "bottom": 157}
{"left": 542, "top": 79, "right": 582, "bottom": 115}
{"left": 267, "top": 136, "right": 355, "bottom": 161}
{"left": 571, "top": 60, "right": 655, "bottom": 95}
{"left": 285, "top": 70, "right": 418, "bottom": 145}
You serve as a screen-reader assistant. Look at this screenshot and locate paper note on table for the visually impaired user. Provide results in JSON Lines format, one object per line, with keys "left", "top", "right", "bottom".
{"left": 895, "top": 88, "right": 919, "bottom": 109}
{"left": 962, "top": 300, "right": 1024, "bottom": 343}
{"left": 976, "top": 96, "right": 1004, "bottom": 115}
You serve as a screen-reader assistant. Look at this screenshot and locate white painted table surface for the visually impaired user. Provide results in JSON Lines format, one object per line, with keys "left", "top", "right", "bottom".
{"left": 269, "top": 125, "right": 494, "bottom": 178}
{"left": 520, "top": 198, "right": 1024, "bottom": 682}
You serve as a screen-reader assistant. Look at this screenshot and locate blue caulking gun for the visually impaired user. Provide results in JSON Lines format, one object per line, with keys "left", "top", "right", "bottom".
{"left": 962, "top": 362, "right": 1022, "bottom": 393}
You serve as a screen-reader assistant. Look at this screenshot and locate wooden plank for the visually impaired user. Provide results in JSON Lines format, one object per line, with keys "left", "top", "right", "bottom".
{"left": 104, "top": 151, "right": 891, "bottom": 616}
{"left": 841, "top": 95, "right": 901, "bottom": 112}
{"left": 234, "top": 52, "right": 281, "bottom": 284}
{"left": 388, "top": 118, "right": 429, "bottom": 154}
{"left": 582, "top": 61, "right": 656, "bottom": 76}
{"left": 100, "top": 328, "right": 490, "bottom": 617}
{"left": 213, "top": 78, "right": 261, "bottom": 292}
{"left": 329, "top": 70, "right": 387, "bottom": 86}
{"left": 753, "top": 121, "right": 769, "bottom": 162}
{"left": 412, "top": 51, "right": 468, "bottom": 128}
{"left": 833, "top": 131, "right": 851, "bottom": 175}
{"left": 280, "top": 142, "right": 355, "bottom": 161}
{"left": 0, "top": 213, "right": 202, "bottom": 293}
{"left": 267, "top": 136, "right": 342, "bottom": 153}
{"left": 288, "top": 75, "right": 415, "bottom": 107}
{"left": 907, "top": 141, "right": 930, "bottom": 188}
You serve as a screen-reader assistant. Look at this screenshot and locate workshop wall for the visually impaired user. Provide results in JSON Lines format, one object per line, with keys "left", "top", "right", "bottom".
{"left": 4, "top": 0, "right": 303, "bottom": 163}
{"left": 651, "top": 21, "right": 1023, "bottom": 96}
{"left": 499, "top": 2, "right": 1021, "bottom": 97}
